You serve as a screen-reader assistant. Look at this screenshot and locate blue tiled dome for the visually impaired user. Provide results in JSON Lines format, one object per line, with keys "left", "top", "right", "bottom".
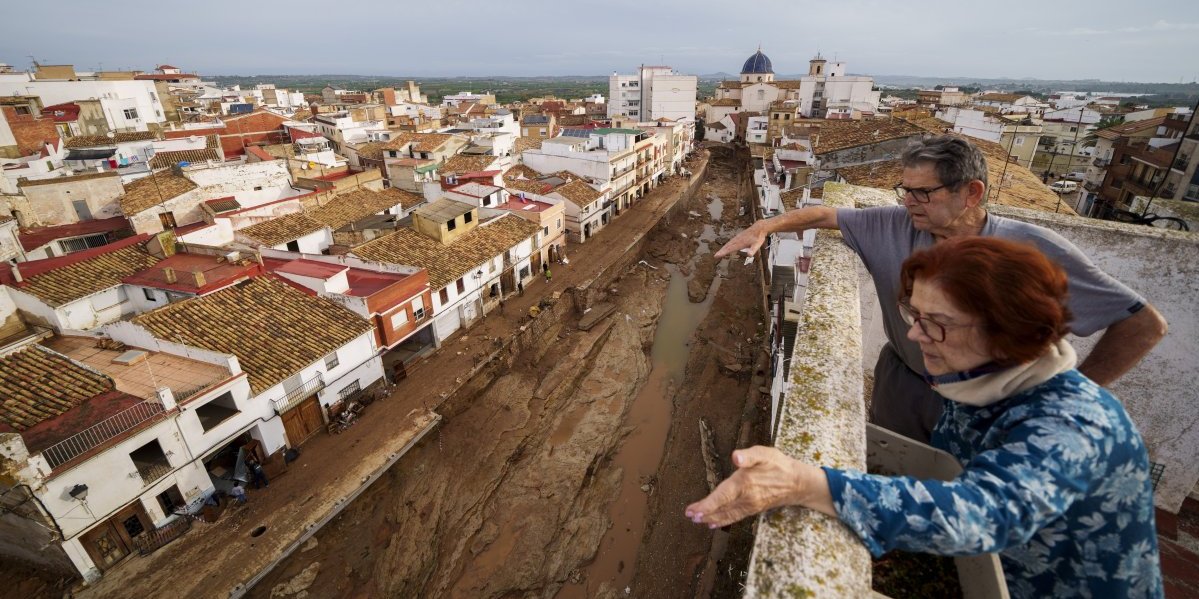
{"left": 741, "top": 50, "right": 774, "bottom": 75}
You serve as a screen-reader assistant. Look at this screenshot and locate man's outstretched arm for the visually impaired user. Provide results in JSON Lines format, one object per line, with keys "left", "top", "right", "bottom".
{"left": 1078, "top": 304, "right": 1168, "bottom": 386}
{"left": 714, "top": 206, "right": 840, "bottom": 259}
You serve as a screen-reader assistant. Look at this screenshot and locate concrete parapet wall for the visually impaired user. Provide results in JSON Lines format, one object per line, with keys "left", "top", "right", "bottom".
{"left": 745, "top": 185, "right": 871, "bottom": 598}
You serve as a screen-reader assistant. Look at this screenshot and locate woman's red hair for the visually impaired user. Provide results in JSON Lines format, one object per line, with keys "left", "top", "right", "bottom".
{"left": 900, "top": 237, "right": 1072, "bottom": 366}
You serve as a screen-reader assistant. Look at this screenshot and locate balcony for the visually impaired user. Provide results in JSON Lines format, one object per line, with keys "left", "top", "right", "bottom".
{"left": 1092, "top": 157, "right": 1110, "bottom": 168}
{"left": 40, "top": 401, "right": 166, "bottom": 470}
{"left": 746, "top": 183, "right": 1199, "bottom": 597}
{"left": 135, "top": 459, "right": 173, "bottom": 486}
{"left": 1174, "top": 157, "right": 1191, "bottom": 171}
{"left": 272, "top": 372, "right": 325, "bottom": 415}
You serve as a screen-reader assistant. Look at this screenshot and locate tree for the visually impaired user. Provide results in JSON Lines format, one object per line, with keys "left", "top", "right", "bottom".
{"left": 695, "top": 118, "right": 706, "bottom": 142}
{"left": 1081, "top": 115, "right": 1125, "bottom": 148}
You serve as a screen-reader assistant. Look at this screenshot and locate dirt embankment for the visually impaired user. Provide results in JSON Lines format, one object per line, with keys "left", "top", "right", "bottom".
{"left": 252, "top": 267, "right": 671, "bottom": 599}
{"left": 251, "top": 148, "right": 764, "bottom": 599}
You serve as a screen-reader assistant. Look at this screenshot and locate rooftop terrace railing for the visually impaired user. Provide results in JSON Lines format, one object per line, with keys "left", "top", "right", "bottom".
{"left": 42, "top": 400, "right": 166, "bottom": 470}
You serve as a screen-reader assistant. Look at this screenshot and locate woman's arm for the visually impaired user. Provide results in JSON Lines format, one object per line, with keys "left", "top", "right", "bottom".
{"left": 688, "top": 416, "right": 1098, "bottom": 558}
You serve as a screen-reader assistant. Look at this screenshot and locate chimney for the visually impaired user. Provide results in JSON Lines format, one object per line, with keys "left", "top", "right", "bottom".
{"left": 192, "top": 270, "right": 206, "bottom": 288}
{"left": 163, "top": 267, "right": 176, "bottom": 284}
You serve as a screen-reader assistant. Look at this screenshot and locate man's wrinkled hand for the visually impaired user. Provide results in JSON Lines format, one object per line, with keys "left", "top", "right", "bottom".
{"left": 684, "top": 446, "right": 807, "bottom": 528}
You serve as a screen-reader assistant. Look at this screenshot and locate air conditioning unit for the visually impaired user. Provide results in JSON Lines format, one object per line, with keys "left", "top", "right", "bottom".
{"left": 224, "top": 251, "right": 241, "bottom": 263}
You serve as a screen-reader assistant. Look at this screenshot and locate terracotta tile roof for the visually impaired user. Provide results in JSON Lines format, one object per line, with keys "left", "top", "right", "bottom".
{"left": 308, "top": 188, "right": 417, "bottom": 229}
{"left": 411, "top": 133, "right": 454, "bottom": 153}
{"left": 976, "top": 93, "right": 1028, "bottom": 104}
{"left": 119, "top": 170, "right": 198, "bottom": 215}
{"left": 837, "top": 160, "right": 905, "bottom": 189}
{"left": 902, "top": 116, "right": 954, "bottom": 134}
{"left": 17, "top": 245, "right": 159, "bottom": 306}
{"left": 774, "top": 80, "right": 804, "bottom": 89}
{"left": 353, "top": 214, "right": 540, "bottom": 290}
{"left": 382, "top": 132, "right": 417, "bottom": 151}
{"left": 717, "top": 80, "right": 742, "bottom": 89}
{"left": 354, "top": 141, "right": 388, "bottom": 160}
{"left": 149, "top": 148, "right": 220, "bottom": 168}
{"left": 289, "top": 109, "right": 313, "bottom": 122}
{"left": 0, "top": 345, "right": 114, "bottom": 432}
{"left": 238, "top": 213, "right": 327, "bottom": 246}
{"left": 503, "top": 164, "right": 544, "bottom": 182}
{"left": 514, "top": 137, "right": 543, "bottom": 154}
{"left": 1094, "top": 117, "right": 1164, "bottom": 140}
{"left": 0, "top": 215, "right": 13, "bottom": 225}
{"left": 64, "top": 131, "right": 157, "bottom": 148}
{"left": 549, "top": 179, "right": 602, "bottom": 207}
{"left": 709, "top": 99, "right": 741, "bottom": 107}
{"left": 441, "top": 153, "right": 499, "bottom": 174}
{"left": 132, "top": 277, "right": 372, "bottom": 394}
{"left": 811, "top": 119, "right": 926, "bottom": 155}
{"left": 148, "top": 136, "right": 221, "bottom": 169}
{"left": 503, "top": 163, "right": 554, "bottom": 196}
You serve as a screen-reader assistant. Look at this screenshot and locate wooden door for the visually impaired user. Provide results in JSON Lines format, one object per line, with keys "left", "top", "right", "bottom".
{"left": 282, "top": 395, "right": 324, "bottom": 446}
{"left": 531, "top": 252, "right": 542, "bottom": 275}
{"left": 80, "top": 521, "right": 130, "bottom": 572}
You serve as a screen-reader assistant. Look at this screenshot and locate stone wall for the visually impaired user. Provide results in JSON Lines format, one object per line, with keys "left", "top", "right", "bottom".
{"left": 745, "top": 183, "right": 871, "bottom": 598}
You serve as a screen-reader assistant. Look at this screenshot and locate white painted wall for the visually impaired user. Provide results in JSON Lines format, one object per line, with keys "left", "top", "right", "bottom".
{"left": 0, "top": 79, "right": 166, "bottom": 131}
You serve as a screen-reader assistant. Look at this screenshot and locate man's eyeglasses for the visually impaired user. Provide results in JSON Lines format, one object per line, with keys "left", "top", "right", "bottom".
{"left": 894, "top": 184, "right": 947, "bottom": 204}
{"left": 898, "top": 299, "right": 976, "bottom": 343}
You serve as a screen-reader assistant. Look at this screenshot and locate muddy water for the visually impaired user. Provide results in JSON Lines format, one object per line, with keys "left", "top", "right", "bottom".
{"left": 557, "top": 198, "right": 728, "bottom": 598}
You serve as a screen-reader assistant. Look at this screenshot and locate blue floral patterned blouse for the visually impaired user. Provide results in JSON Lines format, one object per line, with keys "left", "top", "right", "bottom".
{"left": 824, "top": 370, "right": 1163, "bottom": 598}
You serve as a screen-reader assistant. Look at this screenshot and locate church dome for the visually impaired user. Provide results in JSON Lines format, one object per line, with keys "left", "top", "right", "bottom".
{"left": 741, "top": 50, "right": 774, "bottom": 75}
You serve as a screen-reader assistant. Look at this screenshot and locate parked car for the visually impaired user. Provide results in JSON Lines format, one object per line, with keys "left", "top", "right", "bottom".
{"left": 1049, "top": 180, "right": 1079, "bottom": 193}
{"left": 1064, "top": 171, "right": 1087, "bottom": 181}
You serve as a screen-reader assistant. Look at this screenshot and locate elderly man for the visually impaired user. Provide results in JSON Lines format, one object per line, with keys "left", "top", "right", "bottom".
{"left": 716, "top": 135, "right": 1167, "bottom": 442}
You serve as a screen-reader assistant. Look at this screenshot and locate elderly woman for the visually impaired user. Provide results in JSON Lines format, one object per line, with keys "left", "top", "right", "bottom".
{"left": 687, "top": 237, "right": 1162, "bottom": 598}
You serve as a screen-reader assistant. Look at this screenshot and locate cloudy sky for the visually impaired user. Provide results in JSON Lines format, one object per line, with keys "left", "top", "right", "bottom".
{"left": 2, "top": 0, "right": 1196, "bottom": 82}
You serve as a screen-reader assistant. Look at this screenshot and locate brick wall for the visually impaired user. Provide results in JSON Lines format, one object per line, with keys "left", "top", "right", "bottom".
{"left": 2, "top": 107, "right": 60, "bottom": 156}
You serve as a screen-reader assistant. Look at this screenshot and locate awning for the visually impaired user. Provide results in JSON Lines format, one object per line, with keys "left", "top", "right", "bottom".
{"left": 66, "top": 148, "right": 116, "bottom": 161}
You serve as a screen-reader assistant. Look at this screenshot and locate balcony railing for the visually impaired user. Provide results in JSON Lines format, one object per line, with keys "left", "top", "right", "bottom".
{"left": 134, "top": 516, "right": 191, "bottom": 556}
{"left": 1093, "top": 157, "right": 1110, "bottom": 168}
{"left": 41, "top": 401, "right": 166, "bottom": 470}
{"left": 136, "top": 460, "right": 173, "bottom": 486}
{"left": 272, "top": 372, "right": 325, "bottom": 415}
{"left": 1174, "top": 157, "right": 1191, "bottom": 171}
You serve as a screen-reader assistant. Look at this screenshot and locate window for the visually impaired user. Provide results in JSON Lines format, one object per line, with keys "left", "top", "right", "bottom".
{"left": 464, "top": 211, "right": 473, "bottom": 223}
{"left": 13, "top": 106, "right": 30, "bottom": 116}
{"left": 557, "top": 218, "right": 563, "bottom": 230}
{"left": 123, "top": 108, "right": 139, "bottom": 120}
{"left": 447, "top": 217, "right": 457, "bottom": 231}
{"left": 456, "top": 278, "right": 465, "bottom": 294}
{"left": 412, "top": 296, "right": 426, "bottom": 320}
{"left": 58, "top": 233, "right": 108, "bottom": 254}
{"left": 390, "top": 310, "right": 409, "bottom": 329}
{"left": 194, "top": 391, "right": 239, "bottom": 432}
{"left": 324, "top": 351, "right": 340, "bottom": 370}
{"left": 156, "top": 485, "right": 185, "bottom": 515}
{"left": 143, "top": 288, "right": 156, "bottom": 302}
{"left": 540, "top": 128, "right": 547, "bottom": 135}
{"left": 439, "top": 288, "right": 449, "bottom": 304}
{"left": 338, "top": 380, "right": 361, "bottom": 400}
{"left": 519, "top": 266, "right": 530, "bottom": 279}
{"left": 488, "top": 259, "right": 496, "bottom": 273}
{"left": 543, "top": 226, "right": 550, "bottom": 237}
{"left": 1014, "top": 136, "right": 1025, "bottom": 146}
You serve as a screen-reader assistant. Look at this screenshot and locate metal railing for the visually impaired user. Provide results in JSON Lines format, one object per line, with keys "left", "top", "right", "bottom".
{"left": 1092, "top": 157, "right": 1110, "bottom": 167}
{"left": 136, "top": 461, "right": 172, "bottom": 486}
{"left": 42, "top": 401, "right": 166, "bottom": 470}
{"left": 272, "top": 372, "right": 325, "bottom": 415}
{"left": 134, "top": 515, "right": 192, "bottom": 556}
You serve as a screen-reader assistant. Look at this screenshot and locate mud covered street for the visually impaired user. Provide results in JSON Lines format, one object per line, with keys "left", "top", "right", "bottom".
{"left": 250, "top": 148, "right": 765, "bottom": 599}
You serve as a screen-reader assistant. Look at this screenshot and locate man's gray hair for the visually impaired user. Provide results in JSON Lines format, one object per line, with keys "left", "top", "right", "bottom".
{"left": 901, "top": 135, "right": 989, "bottom": 198}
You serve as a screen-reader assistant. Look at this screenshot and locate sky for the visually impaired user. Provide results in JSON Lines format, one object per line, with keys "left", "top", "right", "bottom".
{"left": 1, "top": 0, "right": 1197, "bottom": 83}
